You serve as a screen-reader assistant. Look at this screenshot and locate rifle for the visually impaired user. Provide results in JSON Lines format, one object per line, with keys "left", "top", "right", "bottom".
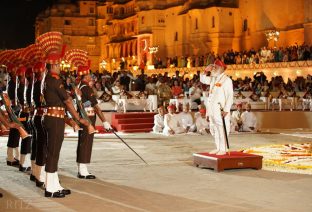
{"left": 68, "top": 77, "right": 97, "bottom": 134}
{"left": 0, "top": 90, "right": 31, "bottom": 139}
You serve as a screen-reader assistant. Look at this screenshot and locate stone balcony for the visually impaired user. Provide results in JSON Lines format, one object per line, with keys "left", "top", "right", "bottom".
{"left": 143, "top": 60, "right": 312, "bottom": 80}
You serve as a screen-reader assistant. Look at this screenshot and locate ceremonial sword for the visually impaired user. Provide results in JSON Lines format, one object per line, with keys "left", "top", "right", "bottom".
{"left": 218, "top": 103, "right": 230, "bottom": 152}
{"left": 110, "top": 129, "right": 148, "bottom": 165}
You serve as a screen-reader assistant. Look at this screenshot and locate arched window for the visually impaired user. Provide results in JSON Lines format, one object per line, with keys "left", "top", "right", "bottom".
{"left": 195, "top": 18, "right": 198, "bottom": 30}
{"left": 106, "top": 46, "right": 109, "bottom": 58}
{"left": 141, "top": 16, "right": 145, "bottom": 24}
{"left": 120, "top": 45, "right": 123, "bottom": 58}
{"left": 125, "top": 43, "right": 128, "bottom": 57}
{"left": 212, "top": 16, "right": 215, "bottom": 28}
{"left": 120, "top": 7, "right": 125, "bottom": 15}
{"left": 129, "top": 42, "right": 133, "bottom": 56}
{"left": 243, "top": 19, "right": 248, "bottom": 32}
{"left": 174, "top": 32, "right": 178, "bottom": 41}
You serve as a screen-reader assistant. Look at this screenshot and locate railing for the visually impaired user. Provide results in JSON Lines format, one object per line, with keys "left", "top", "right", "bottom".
{"left": 113, "top": 11, "right": 136, "bottom": 20}
{"left": 143, "top": 60, "right": 312, "bottom": 80}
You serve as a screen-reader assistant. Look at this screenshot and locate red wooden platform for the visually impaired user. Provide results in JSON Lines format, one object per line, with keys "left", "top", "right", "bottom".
{"left": 193, "top": 151, "right": 263, "bottom": 172}
{"left": 111, "top": 112, "right": 156, "bottom": 133}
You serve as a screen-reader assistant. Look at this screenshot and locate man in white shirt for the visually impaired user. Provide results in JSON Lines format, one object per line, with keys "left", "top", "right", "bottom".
{"left": 195, "top": 108, "right": 210, "bottom": 135}
{"left": 241, "top": 103, "right": 258, "bottom": 132}
{"left": 231, "top": 103, "right": 243, "bottom": 132}
{"left": 178, "top": 103, "right": 196, "bottom": 133}
{"left": 152, "top": 106, "right": 165, "bottom": 133}
{"left": 200, "top": 59, "right": 233, "bottom": 155}
{"left": 163, "top": 105, "right": 184, "bottom": 136}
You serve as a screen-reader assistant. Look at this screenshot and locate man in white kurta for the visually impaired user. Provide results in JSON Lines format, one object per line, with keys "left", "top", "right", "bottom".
{"left": 195, "top": 108, "right": 210, "bottom": 134}
{"left": 200, "top": 60, "right": 233, "bottom": 155}
{"left": 163, "top": 105, "right": 184, "bottom": 136}
{"left": 152, "top": 106, "right": 165, "bottom": 133}
{"left": 178, "top": 104, "right": 196, "bottom": 133}
{"left": 241, "top": 103, "right": 258, "bottom": 132}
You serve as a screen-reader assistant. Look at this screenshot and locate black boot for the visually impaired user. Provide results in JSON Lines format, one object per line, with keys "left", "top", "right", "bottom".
{"left": 59, "top": 189, "right": 71, "bottom": 195}
{"left": 19, "top": 165, "right": 31, "bottom": 172}
{"left": 30, "top": 174, "right": 36, "bottom": 182}
{"left": 36, "top": 179, "right": 45, "bottom": 188}
{"left": 78, "top": 173, "right": 96, "bottom": 179}
{"left": 44, "top": 190, "right": 65, "bottom": 198}
{"left": 7, "top": 159, "right": 19, "bottom": 167}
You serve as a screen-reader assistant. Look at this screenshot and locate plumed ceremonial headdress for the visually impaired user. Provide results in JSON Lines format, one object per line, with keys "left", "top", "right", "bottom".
{"left": 21, "top": 44, "right": 44, "bottom": 68}
{"left": 0, "top": 50, "right": 14, "bottom": 67}
{"left": 25, "top": 67, "right": 33, "bottom": 77}
{"left": 4, "top": 48, "right": 26, "bottom": 73}
{"left": 36, "top": 31, "right": 66, "bottom": 64}
{"left": 16, "top": 65, "right": 27, "bottom": 76}
{"left": 64, "top": 48, "right": 90, "bottom": 76}
{"left": 33, "top": 62, "right": 46, "bottom": 73}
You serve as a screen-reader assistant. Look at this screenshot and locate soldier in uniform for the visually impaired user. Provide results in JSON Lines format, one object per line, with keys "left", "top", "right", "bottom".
{"left": 16, "top": 65, "right": 32, "bottom": 172}
{"left": 32, "top": 62, "right": 47, "bottom": 188}
{"left": 25, "top": 67, "right": 37, "bottom": 181}
{"left": 40, "top": 43, "right": 89, "bottom": 198}
{"left": 6, "top": 63, "right": 21, "bottom": 167}
{"left": 76, "top": 64, "right": 112, "bottom": 179}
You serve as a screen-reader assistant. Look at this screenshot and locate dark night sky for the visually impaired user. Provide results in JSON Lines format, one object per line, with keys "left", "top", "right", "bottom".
{"left": 0, "top": 0, "right": 68, "bottom": 50}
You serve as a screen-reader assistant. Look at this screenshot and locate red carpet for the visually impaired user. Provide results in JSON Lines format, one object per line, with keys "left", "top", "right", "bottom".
{"left": 111, "top": 112, "right": 156, "bottom": 133}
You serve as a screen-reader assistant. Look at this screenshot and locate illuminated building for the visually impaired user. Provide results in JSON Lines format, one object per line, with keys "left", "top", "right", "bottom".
{"left": 35, "top": 0, "right": 312, "bottom": 72}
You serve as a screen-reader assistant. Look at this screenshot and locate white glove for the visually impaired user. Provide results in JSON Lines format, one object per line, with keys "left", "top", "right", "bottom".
{"left": 103, "top": 121, "right": 112, "bottom": 131}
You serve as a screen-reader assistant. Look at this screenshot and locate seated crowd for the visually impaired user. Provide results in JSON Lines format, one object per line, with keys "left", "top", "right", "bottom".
{"left": 153, "top": 44, "right": 312, "bottom": 69}
{"left": 2, "top": 55, "right": 307, "bottom": 112}
{"left": 58, "top": 68, "right": 312, "bottom": 112}
{"left": 152, "top": 102, "right": 259, "bottom": 136}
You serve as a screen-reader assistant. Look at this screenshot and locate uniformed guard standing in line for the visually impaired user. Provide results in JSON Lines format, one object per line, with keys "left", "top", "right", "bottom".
{"left": 36, "top": 31, "right": 89, "bottom": 198}
{"left": 6, "top": 63, "right": 21, "bottom": 166}
{"left": 25, "top": 66, "right": 37, "bottom": 181}
{"left": 32, "top": 62, "right": 47, "bottom": 188}
{"left": 16, "top": 65, "right": 32, "bottom": 172}
{"left": 76, "top": 61, "right": 112, "bottom": 179}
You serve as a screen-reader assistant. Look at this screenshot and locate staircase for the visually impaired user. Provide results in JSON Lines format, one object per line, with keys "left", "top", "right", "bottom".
{"left": 111, "top": 112, "right": 156, "bottom": 133}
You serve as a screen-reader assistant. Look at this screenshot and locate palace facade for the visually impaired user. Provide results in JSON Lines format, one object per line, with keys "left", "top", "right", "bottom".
{"left": 35, "top": 0, "right": 312, "bottom": 72}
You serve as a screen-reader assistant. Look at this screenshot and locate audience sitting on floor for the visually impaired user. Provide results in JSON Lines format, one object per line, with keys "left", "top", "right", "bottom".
{"left": 241, "top": 103, "right": 258, "bottom": 132}
{"left": 163, "top": 105, "right": 185, "bottom": 136}
{"left": 178, "top": 103, "right": 196, "bottom": 133}
{"left": 195, "top": 108, "right": 210, "bottom": 135}
{"left": 152, "top": 106, "right": 165, "bottom": 133}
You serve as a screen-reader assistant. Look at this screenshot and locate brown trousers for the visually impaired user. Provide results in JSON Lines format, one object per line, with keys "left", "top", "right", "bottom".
{"left": 19, "top": 112, "right": 32, "bottom": 155}
{"left": 43, "top": 116, "right": 65, "bottom": 173}
{"left": 34, "top": 115, "right": 47, "bottom": 166}
{"left": 7, "top": 111, "right": 20, "bottom": 148}
{"left": 76, "top": 116, "right": 96, "bottom": 163}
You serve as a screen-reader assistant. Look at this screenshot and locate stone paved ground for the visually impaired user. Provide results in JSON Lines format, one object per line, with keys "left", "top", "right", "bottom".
{"left": 0, "top": 131, "right": 312, "bottom": 212}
